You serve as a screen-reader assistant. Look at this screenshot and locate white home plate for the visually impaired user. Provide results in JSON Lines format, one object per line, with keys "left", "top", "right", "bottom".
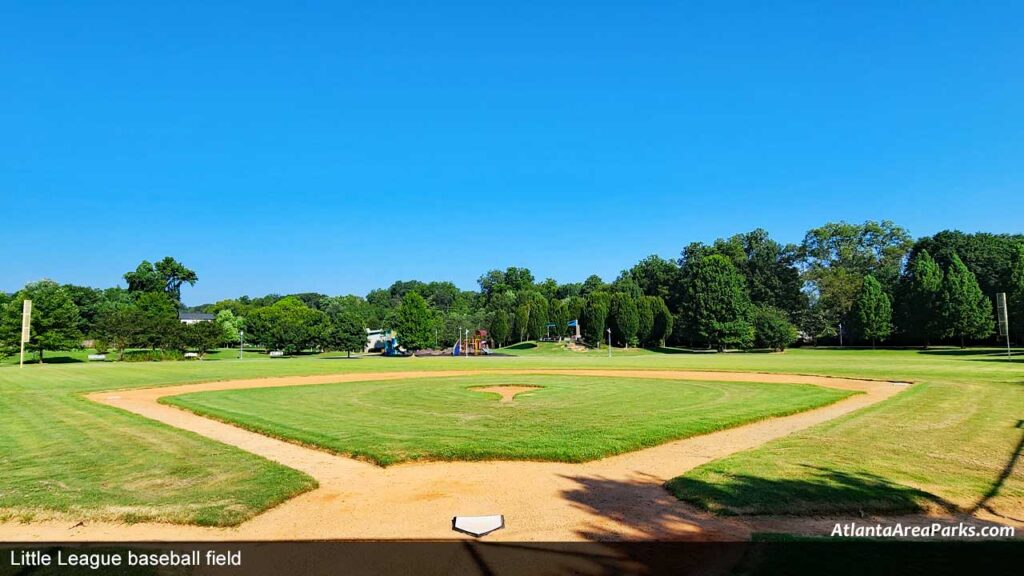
{"left": 452, "top": 515, "right": 505, "bottom": 537}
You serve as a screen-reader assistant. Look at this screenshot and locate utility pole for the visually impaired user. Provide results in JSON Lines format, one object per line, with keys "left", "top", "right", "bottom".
{"left": 239, "top": 330, "right": 244, "bottom": 360}
{"left": 607, "top": 328, "right": 612, "bottom": 358}
{"left": 838, "top": 323, "right": 844, "bottom": 348}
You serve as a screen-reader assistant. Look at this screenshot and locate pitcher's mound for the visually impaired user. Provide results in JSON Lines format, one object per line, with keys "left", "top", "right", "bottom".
{"left": 471, "top": 386, "right": 542, "bottom": 403}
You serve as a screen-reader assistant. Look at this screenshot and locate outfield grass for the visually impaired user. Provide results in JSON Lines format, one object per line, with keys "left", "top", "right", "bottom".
{"left": 162, "top": 374, "right": 852, "bottom": 465}
{"left": 0, "top": 344, "right": 1021, "bottom": 525}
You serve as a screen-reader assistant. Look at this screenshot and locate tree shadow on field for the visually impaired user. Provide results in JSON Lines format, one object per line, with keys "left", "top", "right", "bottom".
{"left": 916, "top": 348, "right": 1020, "bottom": 357}
{"left": 504, "top": 342, "right": 537, "bottom": 350}
{"left": 968, "top": 422, "right": 1024, "bottom": 523}
{"left": 664, "top": 465, "right": 959, "bottom": 517}
{"left": 36, "top": 355, "right": 84, "bottom": 364}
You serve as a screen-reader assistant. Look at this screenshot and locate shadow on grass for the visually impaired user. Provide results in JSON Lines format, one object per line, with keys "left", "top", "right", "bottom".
{"left": 968, "top": 423, "right": 1024, "bottom": 523}
{"left": 504, "top": 342, "right": 538, "bottom": 350}
{"left": 664, "top": 465, "right": 958, "bottom": 517}
{"left": 34, "top": 355, "right": 84, "bottom": 364}
{"left": 916, "top": 348, "right": 1022, "bottom": 357}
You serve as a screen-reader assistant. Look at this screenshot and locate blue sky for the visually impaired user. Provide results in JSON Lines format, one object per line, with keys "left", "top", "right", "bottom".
{"left": 2, "top": 1, "right": 1022, "bottom": 304}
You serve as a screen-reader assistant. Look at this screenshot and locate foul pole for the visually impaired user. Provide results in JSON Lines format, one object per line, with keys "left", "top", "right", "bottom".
{"left": 19, "top": 299, "right": 32, "bottom": 368}
{"left": 996, "top": 293, "right": 1012, "bottom": 361}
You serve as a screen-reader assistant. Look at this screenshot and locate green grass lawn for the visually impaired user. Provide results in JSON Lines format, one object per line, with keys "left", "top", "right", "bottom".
{"left": 0, "top": 344, "right": 1021, "bottom": 525}
{"left": 161, "top": 374, "right": 852, "bottom": 465}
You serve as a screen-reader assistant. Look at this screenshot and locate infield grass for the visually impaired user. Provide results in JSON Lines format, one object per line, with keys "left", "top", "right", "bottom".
{"left": 161, "top": 374, "right": 853, "bottom": 465}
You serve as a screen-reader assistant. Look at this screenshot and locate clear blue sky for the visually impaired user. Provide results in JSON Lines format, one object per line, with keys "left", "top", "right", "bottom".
{"left": 2, "top": 2, "right": 1022, "bottom": 305}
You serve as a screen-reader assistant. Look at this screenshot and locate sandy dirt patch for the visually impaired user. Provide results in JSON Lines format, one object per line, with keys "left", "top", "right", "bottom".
{"left": 4, "top": 368, "right": 1011, "bottom": 542}
{"left": 471, "top": 385, "right": 543, "bottom": 403}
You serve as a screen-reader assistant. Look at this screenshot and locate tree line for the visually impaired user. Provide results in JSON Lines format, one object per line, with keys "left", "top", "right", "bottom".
{"left": 2, "top": 223, "right": 1023, "bottom": 362}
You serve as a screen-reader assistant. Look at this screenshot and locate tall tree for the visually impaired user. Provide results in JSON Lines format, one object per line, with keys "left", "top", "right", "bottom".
{"left": 246, "top": 296, "right": 326, "bottom": 354}
{"left": 899, "top": 249, "right": 944, "bottom": 347}
{"left": 393, "top": 292, "right": 435, "bottom": 351}
{"left": 215, "top": 309, "right": 244, "bottom": 346}
{"left": 489, "top": 310, "right": 510, "bottom": 347}
{"left": 1010, "top": 244, "right": 1024, "bottom": 344}
{"left": 911, "top": 230, "right": 1024, "bottom": 299}
{"left": 608, "top": 292, "right": 640, "bottom": 347}
{"left": 647, "top": 296, "right": 674, "bottom": 347}
{"left": 183, "top": 321, "right": 224, "bottom": 359}
{"left": 134, "top": 291, "right": 179, "bottom": 349}
{"left": 124, "top": 257, "right": 198, "bottom": 304}
{"left": 625, "top": 255, "right": 683, "bottom": 310}
{"left": 854, "top": 275, "right": 892, "bottom": 348}
{"left": 636, "top": 296, "right": 655, "bottom": 346}
{"left": 326, "top": 311, "right": 366, "bottom": 357}
{"left": 691, "top": 255, "right": 754, "bottom": 351}
{"left": 712, "top": 229, "right": 807, "bottom": 318}
{"left": 800, "top": 220, "right": 912, "bottom": 333}
{"left": 581, "top": 292, "right": 610, "bottom": 346}
{"left": 94, "top": 302, "right": 145, "bottom": 360}
{"left": 938, "top": 254, "right": 994, "bottom": 347}
{"left": 1, "top": 281, "right": 83, "bottom": 363}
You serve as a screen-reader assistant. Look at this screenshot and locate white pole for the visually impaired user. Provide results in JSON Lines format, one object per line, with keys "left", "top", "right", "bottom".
{"left": 607, "top": 328, "right": 611, "bottom": 358}
{"left": 239, "top": 330, "right": 244, "bottom": 360}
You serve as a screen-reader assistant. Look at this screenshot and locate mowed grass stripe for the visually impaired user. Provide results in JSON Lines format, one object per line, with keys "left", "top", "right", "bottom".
{"left": 0, "top": 390, "right": 316, "bottom": 526}
{"left": 668, "top": 376, "right": 1024, "bottom": 516}
{"left": 162, "top": 375, "right": 855, "bottom": 466}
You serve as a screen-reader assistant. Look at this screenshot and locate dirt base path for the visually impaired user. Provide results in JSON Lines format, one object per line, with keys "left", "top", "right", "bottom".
{"left": 0, "top": 369, "right": 940, "bottom": 541}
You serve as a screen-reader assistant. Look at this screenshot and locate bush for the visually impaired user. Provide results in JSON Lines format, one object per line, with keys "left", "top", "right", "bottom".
{"left": 752, "top": 306, "right": 798, "bottom": 351}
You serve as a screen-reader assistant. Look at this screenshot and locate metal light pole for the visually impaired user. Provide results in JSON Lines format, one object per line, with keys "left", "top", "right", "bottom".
{"left": 239, "top": 330, "right": 244, "bottom": 360}
{"left": 607, "top": 328, "right": 612, "bottom": 358}
{"left": 838, "top": 323, "right": 843, "bottom": 348}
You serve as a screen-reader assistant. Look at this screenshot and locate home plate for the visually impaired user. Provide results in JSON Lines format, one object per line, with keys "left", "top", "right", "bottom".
{"left": 452, "top": 515, "right": 504, "bottom": 537}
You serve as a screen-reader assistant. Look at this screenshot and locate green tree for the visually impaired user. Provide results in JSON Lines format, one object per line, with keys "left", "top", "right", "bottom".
{"left": 247, "top": 297, "right": 326, "bottom": 354}
{"left": 489, "top": 310, "right": 510, "bottom": 346}
{"left": 94, "top": 302, "right": 145, "bottom": 360}
{"left": 751, "top": 305, "right": 799, "bottom": 351}
{"left": 393, "top": 292, "right": 435, "bottom": 351}
{"left": 524, "top": 292, "right": 549, "bottom": 341}
{"left": 608, "top": 292, "right": 640, "bottom": 347}
{"left": 215, "top": 309, "right": 243, "bottom": 346}
{"left": 912, "top": 230, "right": 1024, "bottom": 299}
{"left": 711, "top": 229, "right": 807, "bottom": 318}
{"left": 124, "top": 257, "right": 198, "bottom": 304}
{"left": 899, "top": 249, "right": 944, "bottom": 347}
{"left": 626, "top": 255, "right": 683, "bottom": 310}
{"left": 1, "top": 281, "right": 83, "bottom": 362}
{"left": 581, "top": 292, "right": 610, "bottom": 346}
{"left": 691, "top": 255, "right": 754, "bottom": 351}
{"left": 939, "top": 253, "right": 995, "bottom": 347}
{"left": 183, "top": 321, "right": 224, "bottom": 359}
{"left": 853, "top": 275, "right": 892, "bottom": 348}
{"left": 326, "top": 311, "right": 366, "bottom": 357}
{"left": 800, "top": 220, "right": 912, "bottom": 332}
{"left": 1010, "top": 244, "right": 1024, "bottom": 344}
{"left": 548, "top": 299, "right": 570, "bottom": 339}
{"left": 63, "top": 285, "right": 106, "bottom": 337}
{"left": 648, "top": 296, "right": 674, "bottom": 347}
{"left": 134, "top": 291, "right": 179, "bottom": 350}
{"left": 636, "top": 296, "right": 655, "bottom": 346}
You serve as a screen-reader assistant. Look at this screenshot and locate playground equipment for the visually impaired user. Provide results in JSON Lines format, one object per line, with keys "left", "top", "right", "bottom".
{"left": 543, "top": 320, "right": 582, "bottom": 341}
{"left": 383, "top": 335, "right": 403, "bottom": 357}
{"left": 454, "top": 329, "right": 491, "bottom": 356}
